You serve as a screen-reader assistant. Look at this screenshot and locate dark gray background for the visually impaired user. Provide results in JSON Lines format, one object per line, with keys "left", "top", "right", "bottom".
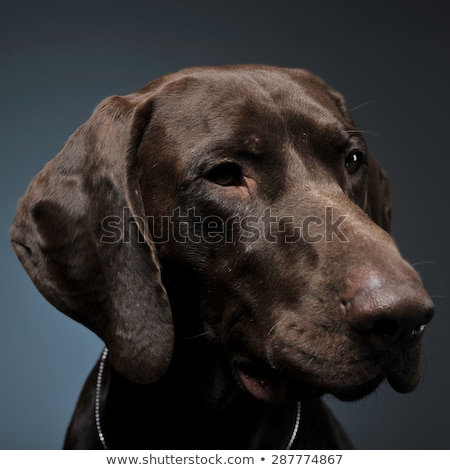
{"left": 1, "top": 0, "right": 448, "bottom": 450}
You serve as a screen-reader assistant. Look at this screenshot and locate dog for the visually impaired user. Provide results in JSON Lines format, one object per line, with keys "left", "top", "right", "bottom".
{"left": 10, "top": 65, "right": 434, "bottom": 449}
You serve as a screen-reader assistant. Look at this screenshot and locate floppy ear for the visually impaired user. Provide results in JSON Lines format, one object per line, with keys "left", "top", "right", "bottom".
{"left": 364, "top": 155, "right": 392, "bottom": 232}
{"left": 10, "top": 92, "right": 174, "bottom": 384}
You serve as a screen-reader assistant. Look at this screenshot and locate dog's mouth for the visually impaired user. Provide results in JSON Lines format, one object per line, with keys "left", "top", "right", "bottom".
{"left": 234, "top": 343, "right": 422, "bottom": 403}
{"left": 234, "top": 363, "right": 289, "bottom": 403}
{"left": 235, "top": 362, "right": 381, "bottom": 403}
{"left": 331, "top": 351, "right": 421, "bottom": 401}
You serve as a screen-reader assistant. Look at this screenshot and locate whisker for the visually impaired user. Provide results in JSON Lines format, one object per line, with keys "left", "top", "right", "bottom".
{"left": 410, "top": 261, "right": 435, "bottom": 267}
{"left": 346, "top": 129, "right": 380, "bottom": 137}
{"left": 350, "top": 99, "right": 376, "bottom": 112}
{"left": 178, "top": 332, "right": 208, "bottom": 341}
{"left": 266, "top": 321, "right": 288, "bottom": 369}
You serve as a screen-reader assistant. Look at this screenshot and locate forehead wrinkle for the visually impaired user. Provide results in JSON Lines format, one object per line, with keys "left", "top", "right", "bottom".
{"left": 154, "top": 69, "right": 356, "bottom": 173}
{"left": 285, "top": 97, "right": 354, "bottom": 150}
{"left": 208, "top": 76, "right": 348, "bottom": 155}
{"left": 186, "top": 134, "right": 266, "bottom": 176}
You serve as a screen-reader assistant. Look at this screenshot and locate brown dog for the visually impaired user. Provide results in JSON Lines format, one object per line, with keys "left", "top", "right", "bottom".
{"left": 11, "top": 65, "right": 434, "bottom": 449}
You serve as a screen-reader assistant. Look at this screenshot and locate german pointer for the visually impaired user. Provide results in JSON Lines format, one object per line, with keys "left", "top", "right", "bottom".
{"left": 10, "top": 65, "right": 434, "bottom": 449}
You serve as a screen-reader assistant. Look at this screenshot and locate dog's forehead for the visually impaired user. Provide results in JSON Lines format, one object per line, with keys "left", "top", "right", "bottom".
{"left": 156, "top": 67, "right": 336, "bottom": 116}
{"left": 149, "top": 67, "right": 347, "bottom": 153}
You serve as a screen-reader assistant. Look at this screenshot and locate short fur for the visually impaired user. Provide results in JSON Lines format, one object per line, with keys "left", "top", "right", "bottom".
{"left": 11, "top": 65, "right": 433, "bottom": 449}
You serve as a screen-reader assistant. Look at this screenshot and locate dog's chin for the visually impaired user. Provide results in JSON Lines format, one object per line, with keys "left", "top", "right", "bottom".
{"left": 331, "top": 368, "right": 420, "bottom": 402}
{"left": 233, "top": 360, "right": 378, "bottom": 403}
{"left": 235, "top": 365, "right": 382, "bottom": 403}
{"left": 234, "top": 356, "right": 421, "bottom": 404}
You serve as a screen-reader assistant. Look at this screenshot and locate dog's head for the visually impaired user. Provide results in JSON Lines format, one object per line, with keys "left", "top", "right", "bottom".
{"left": 11, "top": 65, "right": 433, "bottom": 403}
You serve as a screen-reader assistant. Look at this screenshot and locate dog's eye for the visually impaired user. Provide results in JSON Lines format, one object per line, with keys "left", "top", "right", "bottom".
{"left": 345, "top": 151, "right": 365, "bottom": 173}
{"left": 204, "top": 162, "right": 244, "bottom": 186}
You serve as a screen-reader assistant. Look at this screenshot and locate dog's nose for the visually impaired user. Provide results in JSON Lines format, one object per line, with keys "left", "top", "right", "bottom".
{"left": 341, "top": 275, "right": 434, "bottom": 351}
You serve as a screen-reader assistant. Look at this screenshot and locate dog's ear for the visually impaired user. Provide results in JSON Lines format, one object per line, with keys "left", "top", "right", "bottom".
{"left": 364, "top": 155, "right": 393, "bottom": 232}
{"left": 10, "top": 90, "right": 174, "bottom": 384}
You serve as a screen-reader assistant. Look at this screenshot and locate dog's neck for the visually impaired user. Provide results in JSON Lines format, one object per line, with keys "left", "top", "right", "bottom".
{"left": 98, "top": 340, "right": 301, "bottom": 450}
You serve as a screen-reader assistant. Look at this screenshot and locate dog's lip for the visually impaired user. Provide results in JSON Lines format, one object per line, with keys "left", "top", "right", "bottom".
{"left": 386, "top": 373, "right": 417, "bottom": 393}
{"left": 366, "top": 342, "right": 422, "bottom": 394}
{"left": 233, "top": 341, "right": 421, "bottom": 402}
{"left": 234, "top": 364, "right": 288, "bottom": 403}
{"left": 384, "top": 355, "right": 421, "bottom": 393}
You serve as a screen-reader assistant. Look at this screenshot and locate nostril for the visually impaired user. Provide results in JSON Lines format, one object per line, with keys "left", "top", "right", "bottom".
{"left": 362, "top": 318, "right": 402, "bottom": 352}
{"left": 358, "top": 319, "right": 429, "bottom": 352}
{"left": 368, "top": 318, "right": 427, "bottom": 349}
{"left": 350, "top": 317, "right": 428, "bottom": 352}
{"left": 372, "top": 318, "right": 399, "bottom": 341}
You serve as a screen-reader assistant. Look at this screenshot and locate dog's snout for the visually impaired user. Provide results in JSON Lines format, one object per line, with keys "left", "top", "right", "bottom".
{"left": 341, "top": 275, "right": 434, "bottom": 351}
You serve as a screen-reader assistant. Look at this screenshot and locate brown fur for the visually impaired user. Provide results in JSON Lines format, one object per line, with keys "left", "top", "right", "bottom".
{"left": 11, "top": 65, "right": 433, "bottom": 449}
